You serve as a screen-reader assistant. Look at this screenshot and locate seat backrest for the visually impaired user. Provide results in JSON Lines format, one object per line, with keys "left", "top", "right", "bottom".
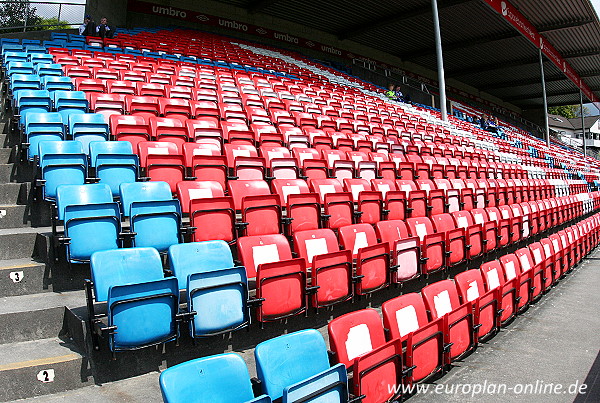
{"left": 271, "top": 178, "right": 310, "bottom": 204}
{"left": 431, "top": 213, "right": 457, "bottom": 232}
{"left": 479, "top": 260, "right": 506, "bottom": 290}
{"left": 89, "top": 140, "right": 133, "bottom": 165}
{"left": 338, "top": 223, "right": 378, "bottom": 257}
{"left": 293, "top": 228, "right": 340, "bottom": 265}
{"left": 119, "top": 181, "right": 173, "bottom": 217}
{"left": 499, "top": 253, "right": 521, "bottom": 281}
{"left": 255, "top": 329, "right": 331, "bottom": 401}
{"left": 168, "top": 240, "right": 235, "bottom": 290}
{"left": 381, "top": 292, "right": 430, "bottom": 339}
{"left": 328, "top": 308, "right": 386, "bottom": 368}
{"left": 39, "top": 140, "right": 84, "bottom": 162}
{"left": 237, "top": 233, "right": 293, "bottom": 278}
{"left": 91, "top": 247, "right": 164, "bottom": 303}
{"left": 405, "top": 217, "right": 435, "bottom": 241}
{"left": 454, "top": 269, "right": 486, "bottom": 303}
{"left": 421, "top": 280, "right": 461, "bottom": 319}
{"left": 227, "top": 179, "right": 271, "bottom": 211}
{"left": 160, "top": 353, "right": 259, "bottom": 403}
{"left": 56, "top": 183, "right": 113, "bottom": 221}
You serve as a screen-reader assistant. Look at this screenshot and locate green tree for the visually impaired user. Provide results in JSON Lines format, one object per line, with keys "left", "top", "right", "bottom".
{"left": 36, "top": 17, "right": 71, "bottom": 31}
{"left": 548, "top": 105, "right": 578, "bottom": 119}
{"left": 0, "top": 0, "right": 42, "bottom": 32}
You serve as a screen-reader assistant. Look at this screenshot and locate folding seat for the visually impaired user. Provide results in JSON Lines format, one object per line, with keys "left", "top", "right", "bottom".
{"left": 89, "top": 141, "right": 138, "bottom": 197}
{"left": 237, "top": 234, "right": 311, "bottom": 321}
{"left": 451, "top": 210, "right": 484, "bottom": 259}
{"left": 480, "top": 260, "right": 517, "bottom": 325}
{"left": 158, "top": 97, "right": 192, "bottom": 118}
{"left": 125, "top": 95, "right": 160, "bottom": 118}
{"left": 187, "top": 153, "right": 229, "bottom": 189}
{"left": 120, "top": 181, "right": 183, "bottom": 252}
{"left": 138, "top": 141, "right": 187, "bottom": 192}
{"left": 342, "top": 178, "right": 384, "bottom": 224}
{"left": 41, "top": 76, "right": 73, "bottom": 92}
{"left": 12, "top": 90, "right": 52, "bottom": 129}
{"left": 160, "top": 353, "right": 271, "bottom": 403}
{"left": 499, "top": 253, "right": 531, "bottom": 312}
{"left": 23, "top": 112, "right": 65, "bottom": 161}
{"left": 9, "top": 73, "right": 41, "bottom": 93}
{"left": 430, "top": 213, "right": 466, "bottom": 267}
{"left": 405, "top": 216, "right": 445, "bottom": 274}
{"left": 168, "top": 241, "right": 257, "bottom": 338}
{"left": 87, "top": 247, "right": 181, "bottom": 353}
{"left": 6, "top": 61, "right": 34, "bottom": 76}
{"left": 105, "top": 79, "right": 136, "bottom": 95}
{"left": 64, "top": 65, "right": 93, "bottom": 79}
{"left": 74, "top": 77, "right": 106, "bottom": 93}
{"left": 37, "top": 141, "right": 87, "bottom": 202}
{"left": 176, "top": 180, "right": 224, "bottom": 216}
{"left": 454, "top": 270, "right": 500, "bottom": 341}
{"left": 293, "top": 228, "right": 354, "bottom": 307}
{"left": 109, "top": 114, "right": 151, "bottom": 149}
{"left": 92, "top": 67, "right": 119, "bottom": 80}
{"left": 148, "top": 116, "right": 190, "bottom": 148}
{"left": 511, "top": 203, "right": 531, "bottom": 239}
{"left": 310, "top": 178, "right": 354, "bottom": 229}
{"left": 416, "top": 179, "right": 446, "bottom": 215}
{"left": 396, "top": 179, "right": 429, "bottom": 218}
{"left": 55, "top": 183, "right": 122, "bottom": 263}
{"left": 328, "top": 309, "right": 405, "bottom": 403}
{"left": 421, "top": 280, "right": 477, "bottom": 362}
{"left": 498, "top": 205, "right": 522, "bottom": 243}
{"left": 338, "top": 223, "right": 390, "bottom": 295}
{"left": 229, "top": 179, "right": 282, "bottom": 236}
{"left": 381, "top": 293, "right": 446, "bottom": 384}
{"left": 271, "top": 178, "right": 321, "bottom": 233}
{"left": 375, "top": 220, "right": 420, "bottom": 282}
{"left": 256, "top": 330, "right": 350, "bottom": 402}
{"left": 469, "top": 208, "right": 497, "bottom": 253}
{"left": 529, "top": 241, "right": 555, "bottom": 292}
{"left": 68, "top": 113, "right": 109, "bottom": 151}
{"left": 188, "top": 191, "right": 237, "bottom": 244}
{"left": 221, "top": 121, "right": 254, "bottom": 144}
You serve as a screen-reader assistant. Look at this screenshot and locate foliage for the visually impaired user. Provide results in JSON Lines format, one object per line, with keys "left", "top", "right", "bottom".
{"left": 548, "top": 104, "right": 591, "bottom": 119}
{"left": 0, "top": 0, "right": 42, "bottom": 33}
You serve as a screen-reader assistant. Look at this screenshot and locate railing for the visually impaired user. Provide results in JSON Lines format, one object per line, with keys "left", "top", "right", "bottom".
{"left": 0, "top": 0, "right": 85, "bottom": 33}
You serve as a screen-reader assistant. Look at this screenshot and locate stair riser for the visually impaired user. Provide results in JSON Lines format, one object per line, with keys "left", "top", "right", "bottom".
{"left": 0, "top": 307, "right": 66, "bottom": 345}
{"left": 0, "top": 263, "right": 47, "bottom": 297}
{"left": 0, "top": 355, "right": 91, "bottom": 402}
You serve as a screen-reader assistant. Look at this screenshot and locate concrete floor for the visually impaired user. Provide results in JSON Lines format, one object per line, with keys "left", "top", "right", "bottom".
{"left": 14, "top": 248, "right": 600, "bottom": 403}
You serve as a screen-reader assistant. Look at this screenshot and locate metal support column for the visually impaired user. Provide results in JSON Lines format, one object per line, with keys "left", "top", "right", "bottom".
{"left": 431, "top": 0, "right": 448, "bottom": 121}
{"left": 580, "top": 90, "right": 587, "bottom": 160}
{"left": 539, "top": 49, "right": 550, "bottom": 146}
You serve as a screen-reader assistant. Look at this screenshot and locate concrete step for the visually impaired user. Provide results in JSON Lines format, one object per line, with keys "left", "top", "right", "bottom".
{"left": 0, "top": 147, "right": 13, "bottom": 164}
{"left": 0, "top": 227, "right": 51, "bottom": 260}
{"left": 0, "top": 162, "right": 34, "bottom": 184}
{"left": 0, "top": 202, "right": 51, "bottom": 229}
{"left": 0, "top": 182, "right": 28, "bottom": 205}
{"left": 0, "top": 289, "right": 85, "bottom": 345}
{"left": 0, "top": 337, "right": 91, "bottom": 402}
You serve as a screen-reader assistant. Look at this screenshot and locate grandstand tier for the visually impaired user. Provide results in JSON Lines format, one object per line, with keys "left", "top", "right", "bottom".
{"left": 1, "top": 27, "right": 599, "bottom": 402}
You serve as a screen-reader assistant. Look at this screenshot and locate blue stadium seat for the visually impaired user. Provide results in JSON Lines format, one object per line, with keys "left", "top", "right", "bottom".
{"left": 24, "top": 45, "right": 46, "bottom": 54}
{"left": 159, "top": 353, "right": 271, "bottom": 403}
{"left": 22, "top": 39, "right": 41, "bottom": 46}
{"left": 56, "top": 183, "right": 122, "bottom": 263}
{"left": 3, "top": 52, "right": 27, "bottom": 67}
{"left": 37, "top": 141, "right": 87, "bottom": 201}
{"left": 23, "top": 112, "right": 65, "bottom": 160}
{"left": 41, "top": 76, "right": 74, "bottom": 91}
{"left": 13, "top": 89, "right": 52, "bottom": 127}
{"left": 0, "top": 38, "right": 20, "bottom": 46}
{"left": 6, "top": 62, "right": 34, "bottom": 76}
{"left": 50, "top": 32, "right": 69, "bottom": 41}
{"left": 69, "top": 113, "right": 109, "bottom": 146}
{"left": 168, "top": 241, "right": 252, "bottom": 337}
{"left": 35, "top": 63, "right": 63, "bottom": 76}
{"left": 9, "top": 73, "right": 41, "bottom": 92}
{"left": 119, "top": 181, "right": 182, "bottom": 252}
{"left": 53, "top": 90, "right": 88, "bottom": 120}
{"left": 89, "top": 141, "right": 138, "bottom": 196}
{"left": 28, "top": 53, "right": 54, "bottom": 65}
{"left": 254, "top": 329, "right": 350, "bottom": 402}
{"left": 43, "top": 40, "right": 67, "bottom": 49}
{"left": 1, "top": 45, "right": 24, "bottom": 56}
{"left": 88, "top": 247, "right": 181, "bottom": 353}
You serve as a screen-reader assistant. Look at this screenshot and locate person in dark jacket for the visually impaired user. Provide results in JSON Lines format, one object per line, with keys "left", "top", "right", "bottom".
{"left": 96, "top": 17, "right": 116, "bottom": 39}
{"left": 78, "top": 15, "right": 96, "bottom": 36}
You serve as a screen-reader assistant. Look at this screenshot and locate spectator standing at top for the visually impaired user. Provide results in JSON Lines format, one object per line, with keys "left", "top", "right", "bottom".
{"left": 394, "top": 85, "right": 405, "bottom": 102}
{"left": 385, "top": 84, "right": 396, "bottom": 100}
{"left": 96, "top": 17, "right": 116, "bottom": 39}
{"left": 79, "top": 15, "right": 96, "bottom": 36}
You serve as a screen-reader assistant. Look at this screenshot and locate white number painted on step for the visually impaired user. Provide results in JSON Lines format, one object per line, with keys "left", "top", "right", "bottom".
{"left": 9, "top": 271, "right": 23, "bottom": 283}
{"left": 37, "top": 369, "right": 55, "bottom": 383}
{"left": 0, "top": 210, "right": 6, "bottom": 218}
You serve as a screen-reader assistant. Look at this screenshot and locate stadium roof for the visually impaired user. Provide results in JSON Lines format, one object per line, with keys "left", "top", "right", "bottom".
{"left": 216, "top": 0, "right": 600, "bottom": 110}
